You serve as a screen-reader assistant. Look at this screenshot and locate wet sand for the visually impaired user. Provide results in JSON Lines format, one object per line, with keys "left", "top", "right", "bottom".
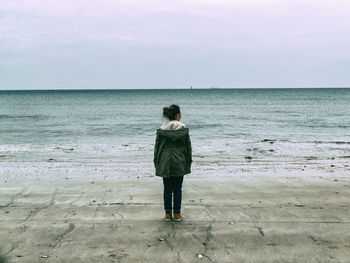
{"left": 1, "top": 164, "right": 350, "bottom": 262}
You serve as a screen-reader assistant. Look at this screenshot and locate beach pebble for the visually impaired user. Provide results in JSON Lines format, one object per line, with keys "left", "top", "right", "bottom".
{"left": 262, "top": 139, "right": 274, "bottom": 142}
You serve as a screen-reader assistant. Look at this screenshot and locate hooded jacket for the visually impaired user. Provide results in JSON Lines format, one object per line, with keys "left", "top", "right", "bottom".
{"left": 154, "top": 122, "right": 192, "bottom": 178}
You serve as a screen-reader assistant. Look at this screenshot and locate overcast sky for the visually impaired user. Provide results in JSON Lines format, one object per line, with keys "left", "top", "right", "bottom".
{"left": 1, "top": 0, "right": 350, "bottom": 90}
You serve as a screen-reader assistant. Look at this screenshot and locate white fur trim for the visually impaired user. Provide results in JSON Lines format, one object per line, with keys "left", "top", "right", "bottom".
{"left": 160, "top": 120, "right": 186, "bottom": 130}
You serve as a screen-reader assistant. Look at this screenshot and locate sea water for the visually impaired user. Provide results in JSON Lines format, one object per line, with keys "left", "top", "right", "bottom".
{"left": 0, "top": 88, "right": 349, "bottom": 175}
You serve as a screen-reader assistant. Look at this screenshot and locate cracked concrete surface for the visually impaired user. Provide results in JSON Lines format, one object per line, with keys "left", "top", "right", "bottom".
{"left": 1, "top": 175, "right": 350, "bottom": 262}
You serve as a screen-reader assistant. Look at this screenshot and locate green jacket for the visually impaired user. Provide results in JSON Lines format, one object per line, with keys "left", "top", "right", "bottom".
{"left": 154, "top": 128, "right": 192, "bottom": 178}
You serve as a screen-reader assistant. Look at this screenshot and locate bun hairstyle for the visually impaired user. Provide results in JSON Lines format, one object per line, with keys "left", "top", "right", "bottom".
{"left": 163, "top": 104, "right": 180, "bottom": 121}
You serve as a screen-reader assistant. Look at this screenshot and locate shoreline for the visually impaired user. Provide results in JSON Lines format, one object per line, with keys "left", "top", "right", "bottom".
{"left": 1, "top": 160, "right": 349, "bottom": 183}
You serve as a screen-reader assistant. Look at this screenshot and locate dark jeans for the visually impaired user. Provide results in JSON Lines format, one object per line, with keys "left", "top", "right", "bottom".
{"left": 163, "top": 176, "right": 184, "bottom": 214}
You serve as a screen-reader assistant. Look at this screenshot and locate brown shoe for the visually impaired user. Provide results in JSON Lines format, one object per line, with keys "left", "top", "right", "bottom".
{"left": 174, "top": 213, "right": 183, "bottom": 222}
{"left": 165, "top": 213, "right": 172, "bottom": 222}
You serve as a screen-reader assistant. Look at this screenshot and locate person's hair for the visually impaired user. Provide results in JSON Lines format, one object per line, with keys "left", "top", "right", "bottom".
{"left": 163, "top": 104, "right": 180, "bottom": 121}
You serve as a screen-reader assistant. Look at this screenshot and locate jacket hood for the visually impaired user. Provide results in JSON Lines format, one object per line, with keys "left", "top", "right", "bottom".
{"left": 160, "top": 120, "right": 186, "bottom": 130}
{"left": 156, "top": 128, "right": 189, "bottom": 141}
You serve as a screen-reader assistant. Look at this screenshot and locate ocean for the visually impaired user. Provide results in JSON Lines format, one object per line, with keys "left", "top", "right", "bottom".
{"left": 1, "top": 88, "right": 349, "bottom": 177}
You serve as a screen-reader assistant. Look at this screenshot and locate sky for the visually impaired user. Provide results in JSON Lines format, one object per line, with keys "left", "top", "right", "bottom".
{"left": 1, "top": 0, "right": 350, "bottom": 90}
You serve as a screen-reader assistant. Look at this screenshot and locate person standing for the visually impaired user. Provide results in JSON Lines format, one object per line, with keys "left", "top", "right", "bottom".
{"left": 154, "top": 105, "right": 192, "bottom": 222}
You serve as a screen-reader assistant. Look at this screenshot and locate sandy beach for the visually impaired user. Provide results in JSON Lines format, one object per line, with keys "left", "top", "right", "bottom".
{"left": 2, "top": 0, "right": 350, "bottom": 260}
{"left": 1, "top": 162, "right": 349, "bottom": 263}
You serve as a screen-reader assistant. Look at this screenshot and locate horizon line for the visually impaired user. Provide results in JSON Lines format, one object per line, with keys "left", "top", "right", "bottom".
{"left": 0, "top": 87, "right": 350, "bottom": 92}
